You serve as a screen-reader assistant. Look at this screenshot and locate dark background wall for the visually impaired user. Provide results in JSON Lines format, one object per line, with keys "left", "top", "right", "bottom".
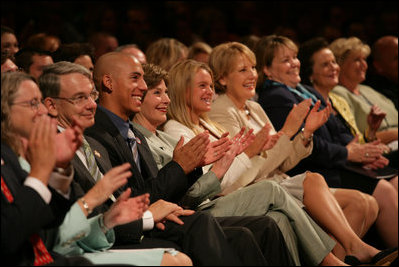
{"left": 2, "top": 1, "right": 398, "bottom": 50}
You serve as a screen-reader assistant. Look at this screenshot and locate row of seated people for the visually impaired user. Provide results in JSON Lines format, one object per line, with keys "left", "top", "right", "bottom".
{"left": 2, "top": 53, "right": 398, "bottom": 264}
{"left": 1, "top": 28, "right": 398, "bottom": 265}
{"left": 2, "top": 24, "right": 397, "bottom": 112}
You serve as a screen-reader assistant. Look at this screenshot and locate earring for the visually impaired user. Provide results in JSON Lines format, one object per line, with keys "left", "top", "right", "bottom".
{"left": 310, "top": 78, "right": 314, "bottom": 84}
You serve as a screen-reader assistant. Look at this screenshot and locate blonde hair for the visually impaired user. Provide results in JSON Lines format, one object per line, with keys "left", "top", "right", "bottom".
{"left": 146, "top": 38, "right": 188, "bottom": 71}
{"left": 329, "top": 37, "right": 371, "bottom": 66}
{"left": 1, "top": 72, "right": 37, "bottom": 154}
{"left": 209, "top": 42, "right": 256, "bottom": 94}
{"left": 254, "top": 35, "right": 298, "bottom": 86}
{"left": 167, "top": 59, "right": 224, "bottom": 135}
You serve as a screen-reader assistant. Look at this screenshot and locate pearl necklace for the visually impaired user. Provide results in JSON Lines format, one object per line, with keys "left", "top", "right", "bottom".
{"left": 243, "top": 105, "right": 250, "bottom": 116}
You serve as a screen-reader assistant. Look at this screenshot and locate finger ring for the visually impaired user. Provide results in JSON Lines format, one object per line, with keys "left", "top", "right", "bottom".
{"left": 365, "top": 152, "right": 369, "bottom": 157}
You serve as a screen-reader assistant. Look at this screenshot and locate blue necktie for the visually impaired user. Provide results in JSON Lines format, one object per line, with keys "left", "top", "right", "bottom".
{"left": 127, "top": 128, "right": 141, "bottom": 173}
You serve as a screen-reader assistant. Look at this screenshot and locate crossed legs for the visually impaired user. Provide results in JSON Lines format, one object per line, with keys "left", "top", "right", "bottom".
{"left": 303, "top": 172, "right": 381, "bottom": 262}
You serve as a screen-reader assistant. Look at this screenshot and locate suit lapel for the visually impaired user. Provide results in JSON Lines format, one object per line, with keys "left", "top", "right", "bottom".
{"left": 71, "top": 155, "right": 97, "bottom": 192}
{"left": 85, "top": 136, "right": 112, "bottom": 174}
{"left": 131, "top": 126, "right": 159, "bottom": 178}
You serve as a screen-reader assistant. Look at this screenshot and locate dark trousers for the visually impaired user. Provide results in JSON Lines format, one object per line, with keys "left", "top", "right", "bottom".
{"left": 217, "top": 216, "right": 295, "bottom": 266}
{"left": 150, "top": 211, "right": 245, "bottom": 266}
{"left": 113, "top": 212, "right": 294, "bottom": 266}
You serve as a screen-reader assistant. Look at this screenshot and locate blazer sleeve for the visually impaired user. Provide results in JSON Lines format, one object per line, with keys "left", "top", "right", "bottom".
{"left": 53, "top": 203, "right": 111, "bottom": 255}
{"left": 180, "top": 171, "right": 221, "bottom": 209}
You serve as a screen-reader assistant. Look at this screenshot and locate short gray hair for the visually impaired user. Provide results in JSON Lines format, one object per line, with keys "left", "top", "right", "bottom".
{"left": 39, "top": 61, "right": 92, "bottom": 98}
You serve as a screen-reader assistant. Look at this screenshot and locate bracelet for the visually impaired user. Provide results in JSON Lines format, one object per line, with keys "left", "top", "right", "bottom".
{"left": 80, "top": 198, "right": 93, "bottom": 215}
{"left": 98, "top": 214, "right": 110, "bottom": 233}
{"left": 300, "top": 128, "right": 313, "bottom": 143}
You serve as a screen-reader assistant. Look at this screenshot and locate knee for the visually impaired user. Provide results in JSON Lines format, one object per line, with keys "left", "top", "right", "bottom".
{"left": 347, "top": 189, "right": 370, "bottom": 212}
{"left": 164, "top": 252, "right": 193, "bottom": 266}
{"left": 364, "top": 193, "right": 379, "bottom": 222}
{"left": 374, "top": 179, "right": 397, "bottom": 201}
{"left": 303, "top": 171, "right": 327, "bottom": 189}
{"left": 175, "top": 252, "right": 193, "bottom": 266}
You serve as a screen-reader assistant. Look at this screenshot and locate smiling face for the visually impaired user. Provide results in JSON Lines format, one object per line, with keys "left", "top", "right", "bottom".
{"left": 220, "top": 54, "right": 257, "bottom": 107}
{"left": 53, "top": 73, "right": 97, "bottom": 130}
{"left": 187, "top": 68, "right": 214, "bottom": 121}
{"left": 1, "top": 32, "right": 19, "bottom": 56}
{"left": 10, "top": 80, "right": 48, "bottom": 139}
{"left": 339, "top": 50, "right": 368, "bottom": 85}
{"left": 95, "top": 53, "right": 149, "bottom": 120}
{"left": 264, "top": 45, "right": 301, "bottom": 88}
{"left": 109, "top": 56, "right": 148, "bottom": 120}
{"left": 139, "top": 79, "right": 170, "bottom": 130}
{"left": 310, "top": 48, "right": 340, "bottom": 92}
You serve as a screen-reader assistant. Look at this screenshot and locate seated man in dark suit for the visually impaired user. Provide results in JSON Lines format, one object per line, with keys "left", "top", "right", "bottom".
{"left": 39, "top": 60, "right": 294, "bottom": 266}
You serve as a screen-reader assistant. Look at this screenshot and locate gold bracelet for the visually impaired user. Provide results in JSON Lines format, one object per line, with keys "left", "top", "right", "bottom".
{"left": 80, "top": 198, "right": 93, "bottom": 215}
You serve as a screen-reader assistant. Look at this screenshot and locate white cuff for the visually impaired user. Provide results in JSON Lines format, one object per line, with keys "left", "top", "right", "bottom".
{"left": 24, "top": 177, "right": 52, "bottom": 204}
{"left": 142, "top": 210, "right": 154, "bottom": 231}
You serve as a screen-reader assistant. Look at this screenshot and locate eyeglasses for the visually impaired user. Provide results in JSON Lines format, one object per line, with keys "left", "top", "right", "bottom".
{"left": 12, "top": 98, "right": 43, "bottom": 110}
{"left": 52, "top": 90, "right": 99, "bottom": 106}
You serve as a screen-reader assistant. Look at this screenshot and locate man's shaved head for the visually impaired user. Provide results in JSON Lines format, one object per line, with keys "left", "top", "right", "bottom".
{"left": 93, "top": 51, "right": 147, "bottom": 120}
{"left": 93, "top": 52, "right": 141, "bottom": 92}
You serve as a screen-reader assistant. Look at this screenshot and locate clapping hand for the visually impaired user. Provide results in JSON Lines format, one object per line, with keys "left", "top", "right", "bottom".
{"left": 83, "top": 163, "right": 132, "bottom": 210}
{"left": 55, "top": 117, "right": 83, "bottom": 168}
{"left": 232, "top": 127, "right": 255, "bottom": 156}
{"left": 281, "top": 99, "right": 312, "bottom": 138}
{"left": 103, "top": 190, "right": 150, "bottom": 229}
{"left": 25, "top": 116, "right": 57, "bottom": 185}
{"left": 304, "top": 100, "right": 331, "bottom": 134}
{"left": 202, "top": 132, "right": 232, "bottom": 165}
{"left": 173, "top": 132, "right": 210, "bottom": 174}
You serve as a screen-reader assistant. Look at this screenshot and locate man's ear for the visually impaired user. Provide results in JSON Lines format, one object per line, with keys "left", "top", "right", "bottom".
{"left": 43, "top": 97, "right": 58, "bottom": 117}
{"left": 102, "top": 74, "right": 113, "bottom": 92}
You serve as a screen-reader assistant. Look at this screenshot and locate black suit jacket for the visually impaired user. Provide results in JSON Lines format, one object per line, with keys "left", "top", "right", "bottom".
{"left": 72, "top": 135, "right": 145, "bottom": 244}
{"left": 85, "top": 107, "right": 200, "bottom": 203}
{"left": 1, "top": 142, "right": 73, "bottom": 265}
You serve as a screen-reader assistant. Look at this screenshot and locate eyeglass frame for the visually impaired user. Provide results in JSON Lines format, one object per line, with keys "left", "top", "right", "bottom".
{"left": 11, "top": 98, "right": 44, "bottom": 110}
{"left": 51, "top": 90, "right": 99, "bottom": 106}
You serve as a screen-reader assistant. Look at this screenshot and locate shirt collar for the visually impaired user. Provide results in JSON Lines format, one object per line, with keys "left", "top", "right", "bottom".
{"left": 98, "top": 105, "right": 131, "bottom": 140}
